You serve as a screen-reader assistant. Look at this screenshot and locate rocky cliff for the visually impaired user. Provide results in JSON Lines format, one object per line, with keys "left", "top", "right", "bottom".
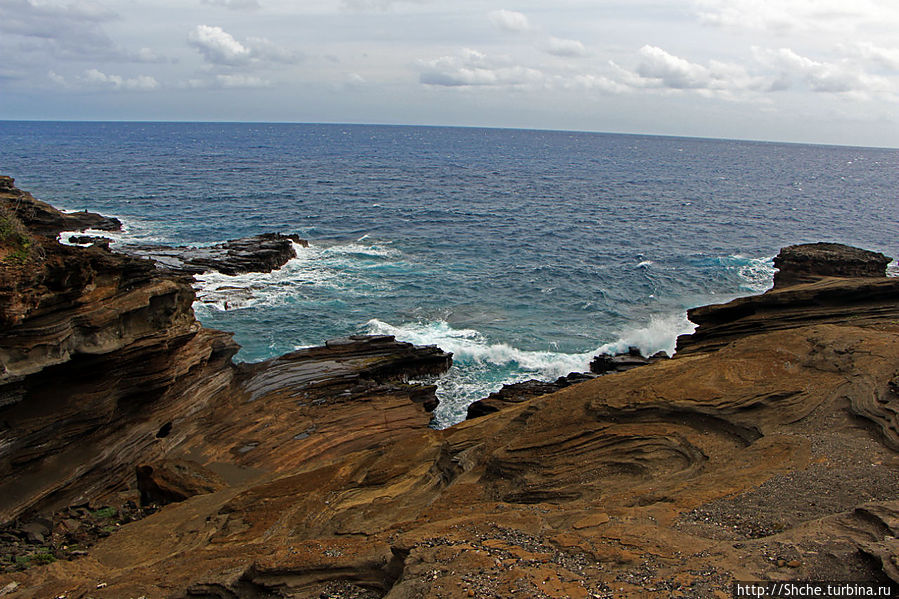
{"left": 1, "top": 181, "right": 897, "bottom": 599}
{"left": 0, "top": 178, "right": 450, "bottom": 530}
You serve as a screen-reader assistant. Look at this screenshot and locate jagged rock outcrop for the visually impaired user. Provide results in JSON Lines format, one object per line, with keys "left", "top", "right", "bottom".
{"left": 0, "top": 178, "right": 449, "bottom": 529}
{"left": 125, "top": 233, "right": 308, "bottom": 276}
{"left": 773, "top": 242, "right": 891, "bottom": 289}
{"left": 0, "top": 222, "right": 240, "bottom": 522}
{"left": 0, "top": 176, "right": 121, "bottom": 235}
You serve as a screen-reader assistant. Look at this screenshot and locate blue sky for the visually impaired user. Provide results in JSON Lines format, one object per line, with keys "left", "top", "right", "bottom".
{"left": 2, "top": 0, "right": 899, "bottom": 147}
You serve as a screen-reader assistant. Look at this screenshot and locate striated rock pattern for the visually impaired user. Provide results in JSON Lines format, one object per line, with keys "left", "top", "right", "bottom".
{"left": 124, "top": 233, "right": 308, "bottom": 276}
{"left": 0, "top": 178, "right": 450, "bottom": 530}
{"left": 2, "top": 180, "right": 899, "bottom": 598}
{"left": 773, "top": 242, "right": 891, "bottom": 289}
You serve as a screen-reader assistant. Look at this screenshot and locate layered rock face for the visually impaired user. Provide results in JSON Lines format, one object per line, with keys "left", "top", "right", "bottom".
{"left": 2, "top": 183, "right": 898, "bottom": 599}
{"left": 0, "top": 179, "right": 449, "bottom": 533}
{"left": 676, "top": 242, "right": 899, "bottom": 355}
{"left": 0, "top": 176, "right": 120, "bottom": 235}
{"left": 0, "top": 181, "right": 240, "bottom": 523}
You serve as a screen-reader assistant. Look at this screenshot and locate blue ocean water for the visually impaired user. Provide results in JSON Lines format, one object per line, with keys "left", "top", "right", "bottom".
{"left": 2, "top": 121, "right": 897, "bottom": 426}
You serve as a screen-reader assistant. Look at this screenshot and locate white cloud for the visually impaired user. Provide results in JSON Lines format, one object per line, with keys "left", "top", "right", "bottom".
{"left": 340, "top": 0, "right": 429, "bottom": 10}
{"left": 187, "top": 25, "right": 298, "bottom": 66}
{"left": 67, "top": 68, "right": 160, "bottom": 90}
{"left": 188, "top": 25, "right": 251, "bottom": 65}
{"left": 47, "top": 70, "right": 67, "bottom": 85}
{"left": 200, "top": 0, "right": 261, "bottom": 9}
{"left": 558, "top": 73, "right": 627, "bottom": 94}
{"left": 610, "top": 45, "right": 766, "bottom": 99}
{"left": 753, "top": 47, "right": 888, "bottom": 94}
{"left": 635, "top": 45, "right": 722, "bottom": 89}
{"left": 488, "top": 9, "right": 531, "bottom": 33}
{"left": 545, "top": 37, "right": 587, "bottom": 58}
{"left": 852, "top": 43, "right": 899, "bottom": 71}
{"left": 419, "top": 48, "right": 543, "bottom": 87}
{"left": 0, "top": 0, "right": 121, "bottom": 60}
{"left": 215, "top": 73, "right": 268, "bottom": 87}
{"left": 694, "top": 0, "right": 899, "bottom": 34}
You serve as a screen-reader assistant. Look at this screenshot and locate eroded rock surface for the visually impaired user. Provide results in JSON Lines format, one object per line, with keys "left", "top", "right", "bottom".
{"left": 676, "top": 242, "right": 898, "bottom": 355}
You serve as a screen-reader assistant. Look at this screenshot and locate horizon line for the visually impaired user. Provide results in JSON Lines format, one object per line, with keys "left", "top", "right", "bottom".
{"left": 2, "top": 118, "right": 896, "bottom": 151}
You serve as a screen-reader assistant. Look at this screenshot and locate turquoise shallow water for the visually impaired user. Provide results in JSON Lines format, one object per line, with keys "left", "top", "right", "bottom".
{"left": 2, "top": 122, "right": 897, "bottom": 426}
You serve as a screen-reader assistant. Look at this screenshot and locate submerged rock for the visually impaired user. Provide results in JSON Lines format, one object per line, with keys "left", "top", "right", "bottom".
{"left": 589, "top": 347, "right": 669, "bottom": 375}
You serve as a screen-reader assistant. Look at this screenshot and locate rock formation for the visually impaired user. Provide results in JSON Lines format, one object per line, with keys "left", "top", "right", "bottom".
{"left": 772, "top": 242, "right": 891, "bottom": 289}
{"left": 466, "top": 372, "right": 596, "bottom": 419}
{"left": 124, "top": 233, "right": 308, "bottom": 276}
{"left": 0, "top": 176, "right": 121, "bottom": 235}
{"left": 1, "top": 180, "right": 898, "bottom": 598}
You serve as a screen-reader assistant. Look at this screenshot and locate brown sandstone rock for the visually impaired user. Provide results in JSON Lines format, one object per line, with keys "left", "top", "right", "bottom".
{"left": 136, "top": 459, "right": 226, "bottom": 506}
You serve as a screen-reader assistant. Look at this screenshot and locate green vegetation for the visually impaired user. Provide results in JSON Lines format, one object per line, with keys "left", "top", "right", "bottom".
{"left": 91, "top": 506, "right": 118, "bottom": 519}
{"left": 0, "top": 204, "right": 33, "bottom": 264}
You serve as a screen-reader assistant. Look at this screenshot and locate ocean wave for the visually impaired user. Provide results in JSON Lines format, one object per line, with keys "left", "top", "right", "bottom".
{"left": 734, "top": 255, "right": 776, "bottom": 292}
{"left": 193, "top": 242, "right": 338, "bottom": 311}
{"left": 192, "top": 240, "right": 401, "bottom": 312}
{"left": 368, "top": 313, "right": 697, "bottom": 428}
{"left": 365, "top": 318, "right": 594, "bottom": 377}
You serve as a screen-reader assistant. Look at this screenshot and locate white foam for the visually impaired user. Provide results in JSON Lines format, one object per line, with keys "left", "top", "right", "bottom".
{"left": 58, "top": 227, "right": 131, "bottom": 247}
{"left": 322, "top": 242, "right": 399, "bottom": 259}
{"left": 735, "top": 255, "right": 776, "bottom": 292}
{"left": 593, "top": 312, "right": 696, "bottom": 357}
{"left": 366, "top": 312, "right": 696, "bottom": 378}
{"left": 193, "top": 242, "right": 336, "bottom": 311}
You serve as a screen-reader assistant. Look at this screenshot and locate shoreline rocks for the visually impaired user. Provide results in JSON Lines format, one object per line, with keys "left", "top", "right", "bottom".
{"left": 676, "top": 243, "right": 898, "bottom": 355}
{"left": 124, "top": 232, "right": 308, "bottom": 276}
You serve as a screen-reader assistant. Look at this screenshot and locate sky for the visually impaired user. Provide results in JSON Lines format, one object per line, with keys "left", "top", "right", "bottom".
{"left": 2, "top": 0, "right": 899, "bottom": 147}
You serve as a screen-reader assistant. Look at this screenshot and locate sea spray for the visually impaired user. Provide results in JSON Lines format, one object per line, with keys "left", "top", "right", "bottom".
{"left": 366, "top": 313, "right": 698, "bottom": 428}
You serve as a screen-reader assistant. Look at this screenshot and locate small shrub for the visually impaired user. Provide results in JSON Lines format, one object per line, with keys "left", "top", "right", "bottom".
{"left": 0, "top": 204, "right": 33, "bottom": 263}
{"left": 30, "top": 550, "right": 56, "bottom": 565}
{"left": 91, "top": 506, "right": 118, "bottom": 519}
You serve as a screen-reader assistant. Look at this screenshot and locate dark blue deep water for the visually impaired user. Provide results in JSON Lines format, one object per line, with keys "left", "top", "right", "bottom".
{"left": 2, "top": 121, "right": 897, "bottom": 425}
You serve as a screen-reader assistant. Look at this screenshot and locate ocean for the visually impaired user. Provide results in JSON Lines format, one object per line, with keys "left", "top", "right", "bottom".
{"left": 2, "top": 121, "right": 897, "bottom": 427}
